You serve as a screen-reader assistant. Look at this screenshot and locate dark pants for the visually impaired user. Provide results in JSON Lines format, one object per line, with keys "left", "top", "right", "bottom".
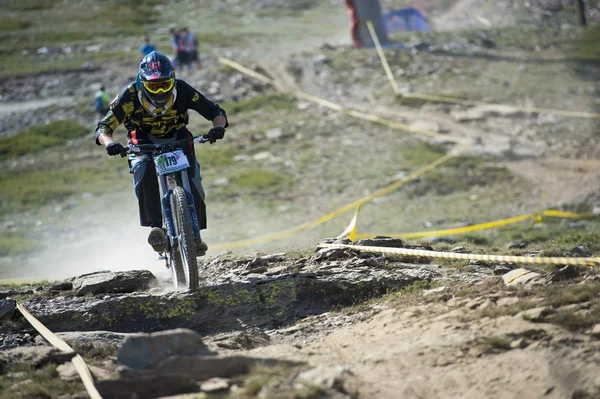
{"left": 128, "top": 128, "right": 207, "bottom": 230}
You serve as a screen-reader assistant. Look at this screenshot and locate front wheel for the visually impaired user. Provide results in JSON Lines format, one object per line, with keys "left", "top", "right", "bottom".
{"left": 170, "top": 186, "right": 199, "bottom": 290}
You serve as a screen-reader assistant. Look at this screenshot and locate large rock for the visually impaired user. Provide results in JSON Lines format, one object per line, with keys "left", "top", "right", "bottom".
{"left": 70, "top": 270, "right": 157, "bottom": 296}
{"left": 211, "top": 329, "right": 271, "bottom": 350}
{"left": 55, "top": 331, "right": 129, "bottom": 346}
{"left": 117, "top": 328, "right": 215, "bottom": 369}
{"left": 0, "top": 299, "right": 16, "bottom": 321}
{"left": 354, "top": 237, "right": 405, "bottom": 248}
{"left": 119, "top": 355, "right": 301, "bottom": 382}
{"left": 295, "top": 365, "right": 352, "bottom": 391}
{"left": 96, "top": 374, "right": 199, "bottom": 399}
{"left": 0, "top": 346, "right": 75, "bottom": 371}
{"left": 154, "top": 355, "right": 301, "bottom": 381}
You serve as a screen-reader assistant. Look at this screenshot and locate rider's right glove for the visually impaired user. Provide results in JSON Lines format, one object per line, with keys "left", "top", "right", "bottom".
{"left": 106, "top": 142, "right": 126, "bottom": 157}
{"left": 207, "top": 126, "right": 226, "bottom": 144}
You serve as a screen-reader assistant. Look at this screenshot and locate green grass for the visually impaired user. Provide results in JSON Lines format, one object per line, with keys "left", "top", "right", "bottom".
{"left": 3, "top": 0, "right": 55, "bottom": 11}
{"left": 2, "top": 49, "right": 141, "bottom": 79}
{"left": 551, "top": 305, "right": 600, "bottom": 332}
{"left": 195, "top": 146, "right": 238, "bottom": 169}
{"left": 568, "top": 25, "right": 600, "bottom": 63}
{"left": 481, "top": 335, "right": 513, "bottom": 351}
{"left": 545, "top": 280, "right": 600, "bottom": 308}
{"left": 0, "top": 120, "right": 89, "bottom": 158}
{"left": 0, "top": 233, "right": 44, "bottom": 257}
{"left": 0, "top": 16, "right": 30, "bottom": 31}
{"left": 538, "top": 231, "right": 600, "bottom": 257}
{"left": 0, "top": 364, "right": 84, "bottom": 399}
{"left": 0, "top": 160, "right": 127, "bottom": 216}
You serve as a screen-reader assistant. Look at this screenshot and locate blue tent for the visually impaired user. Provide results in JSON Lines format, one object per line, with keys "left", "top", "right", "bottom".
{"left": 383, "top": 7, "right": 430, "bottom": 34}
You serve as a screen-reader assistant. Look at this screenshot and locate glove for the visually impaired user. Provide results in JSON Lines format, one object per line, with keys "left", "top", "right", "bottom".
{"left": 106, "top": 142, "right": 126, "bottom": 157}
{"left": 207, "top": 126, "right": 225, "bottom": 144}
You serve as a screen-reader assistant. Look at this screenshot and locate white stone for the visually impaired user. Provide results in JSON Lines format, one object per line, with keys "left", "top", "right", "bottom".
{"left": 502, "top": 268, "right": 541, "bottom": 286}
{"left": 591, "top": 324, "right": 600, "bottom": 339}
{"left": 265, "top": 127, "right": 283, "bottom": 140}
{"left": 214, "top": 177, "right": 230, "bottom": 186}
{"left": 233, "top": 155, "right": 251, "bottom": 162}
{"left": 409, "top": 120, "right": 441, "bottom": 133}
{"left": 253, "top": 152, "right": 272, "bottom": 161}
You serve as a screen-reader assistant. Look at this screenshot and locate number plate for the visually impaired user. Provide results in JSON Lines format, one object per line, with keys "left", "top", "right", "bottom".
{"left": 154, "top": 149, "right": 190, "bottom": 175}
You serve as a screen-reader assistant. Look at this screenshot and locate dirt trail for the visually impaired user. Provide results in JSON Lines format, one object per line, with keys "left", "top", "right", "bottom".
{"left": 0, "top": 97, "right": 74, "bottom": 116}
{"left": 252, "top": 299, "right": 600, "bottom": 398}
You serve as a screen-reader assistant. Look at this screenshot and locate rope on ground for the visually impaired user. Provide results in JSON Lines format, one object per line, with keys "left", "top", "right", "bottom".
{"left": 475, "top": 0, "right": 494, "bottom": 26}
{"left": 15, "top": 301, "right": 103, "bottom": 399}
{"left": 218, "top": 57, "right": 468, "bottom": 144}
{"left": 211, "top": 144, "right": 470, "bottom": 250}
{"left": 340, "top": 209, "right": 594, "bottom": 240}
{"left": 211, "top": 57, "right": 471, "bottom": 249}
{"left": 367, "top": 21, "right": 400, "bottom": 94}
{"left": 365, "top": 21, "right": 600, "bottom": 120}
{"left": 318, "top": 242, "right": 600, "bottom": 266}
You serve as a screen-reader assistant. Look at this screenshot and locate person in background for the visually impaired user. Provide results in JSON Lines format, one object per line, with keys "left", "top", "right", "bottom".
{"left": 139, "top": 37, "right": 156, "bottom": 58}
{"left": 180, "top": 27, "right": 200, "bottom": 70}
{"left": 169, "top": 27, "right": 184, "bottom": 69}
{"left": 94, "top": 85, "right": 110, "bottom": 117}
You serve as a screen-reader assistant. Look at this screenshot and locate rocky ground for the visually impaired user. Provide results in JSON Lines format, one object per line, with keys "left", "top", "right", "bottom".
{"left": 1, "top": 238, "right": 600, "bottom": 398}
{"left": 2, "top": 0, "right": 600, "bottom": 398}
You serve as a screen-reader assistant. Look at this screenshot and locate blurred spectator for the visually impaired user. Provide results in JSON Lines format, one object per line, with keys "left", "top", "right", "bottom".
{"left": 140, "top": 37, "right": 156, "bottom": 58}
{"left": 180, "top": 27, "right": 200, "bottom": 70}
{"left": 169, "top": 27, "right": 184, "bottom": 69}
{"left": 94, "top": 86, "right": 110, "bottom": 117}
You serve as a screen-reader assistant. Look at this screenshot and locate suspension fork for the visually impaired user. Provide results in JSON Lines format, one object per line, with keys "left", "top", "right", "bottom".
{"left": 159, "top": 175, "right": 178, "bottom": 250}
{"left": 180, "top": 170, "right": 201, "bottom": 241}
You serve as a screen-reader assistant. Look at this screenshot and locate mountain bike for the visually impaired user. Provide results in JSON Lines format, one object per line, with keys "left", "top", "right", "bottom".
{"left": 126, "top": 135, "right": 208, "bottom": 290}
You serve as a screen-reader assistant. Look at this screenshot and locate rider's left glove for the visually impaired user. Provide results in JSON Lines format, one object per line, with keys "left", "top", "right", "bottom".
{"left": 106, "top": 142, "right": 126, "bottom": 157}
{"left": 207, "top": 127, "right": 226, "bottom": 144}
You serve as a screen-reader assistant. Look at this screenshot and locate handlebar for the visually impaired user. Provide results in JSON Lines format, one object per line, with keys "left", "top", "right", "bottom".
{"left": 123, "top": 134, "right": 209, "bottom": 156}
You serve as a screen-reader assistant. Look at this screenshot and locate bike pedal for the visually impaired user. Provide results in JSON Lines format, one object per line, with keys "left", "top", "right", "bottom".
{"left": 157, "top": 254, "right": 166, "bottom": 261}
{"left": 196, "top": 250, "right": 206, "bottom": 257}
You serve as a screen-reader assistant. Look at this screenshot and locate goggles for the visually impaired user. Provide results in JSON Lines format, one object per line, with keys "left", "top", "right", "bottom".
{"left": 143, "top": 78, "right": 174, "bottom": 94}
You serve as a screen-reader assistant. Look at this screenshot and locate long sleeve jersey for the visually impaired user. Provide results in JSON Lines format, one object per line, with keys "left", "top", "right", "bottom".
{"left": 95, "top": 79, "right": 227, "bottom": 144}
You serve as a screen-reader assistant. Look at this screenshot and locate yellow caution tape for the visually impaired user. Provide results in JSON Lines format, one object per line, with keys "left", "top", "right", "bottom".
{"left": 212, "top": 57, "right": 471, "bottom": 250}
{"left": 475, "top": 15, "right": 492, "bottom": 27}
{"left": 336, "top": 205, "right": 361, "bottom": 242}
{"left": 475, "top": 0, "right": 493, "bottom": 26}
{"left": 542, "top": 210, "right": 594, "bottom": 219}
{"left": 218, "top": 57, "right": 468, "bottom": 144}
{"left": 367, "top": 21, "right": 400, "bottom": 94}
{"left": 365, "top": 20, "right": 600, "bottom": 119}
{"left": 16, "top": 302, "right": 103, "bottom": 399}
{"left": 318, "top": 243, "right": 600, "bottom": 266}
{"left": 348, "top": 210, "right": 593, "bottom": 240}
{"left": 353, "top": 213, "right": 534, "bottom": 240}
{"left": 211, "top": 144, "right": 470, "bottom": 250}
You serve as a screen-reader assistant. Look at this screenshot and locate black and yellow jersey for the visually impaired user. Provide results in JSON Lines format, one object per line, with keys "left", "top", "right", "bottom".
{"left": 95, "top": 79, "right": 227, "bottom": 144}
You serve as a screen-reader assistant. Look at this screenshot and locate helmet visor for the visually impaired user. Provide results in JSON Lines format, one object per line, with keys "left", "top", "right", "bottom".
{"left": 143, "top": 78, "right": 174, "bottom": 94}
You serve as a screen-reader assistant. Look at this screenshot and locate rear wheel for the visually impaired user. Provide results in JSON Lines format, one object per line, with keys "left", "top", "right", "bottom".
{"left": 170, "top": 186, "right": 199, "bottom": 290}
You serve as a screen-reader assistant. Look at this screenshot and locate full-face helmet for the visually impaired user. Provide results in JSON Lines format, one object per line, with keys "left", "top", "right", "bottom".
{"left": 138, "top": 51, "right": 175, "bottom": 108}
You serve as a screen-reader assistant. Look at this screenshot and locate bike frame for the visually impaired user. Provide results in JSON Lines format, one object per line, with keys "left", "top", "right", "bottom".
{"left": 127, "top": 135, "right": 208, "bottom": 256}
{"left": 158, "top": 168, "right": 201, "bottom": 252}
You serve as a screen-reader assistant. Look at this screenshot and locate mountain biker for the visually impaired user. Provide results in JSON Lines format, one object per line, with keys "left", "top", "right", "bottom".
{"left": 94, "top": 51, "right": 228, "bottom": 255}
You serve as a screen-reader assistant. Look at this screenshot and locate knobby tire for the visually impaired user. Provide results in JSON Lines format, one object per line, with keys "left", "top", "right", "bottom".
{"left": 171, "top": 186, "right": 199, "bottom": 290}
